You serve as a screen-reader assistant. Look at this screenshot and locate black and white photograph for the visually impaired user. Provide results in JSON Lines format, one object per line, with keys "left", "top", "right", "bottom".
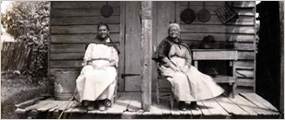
{"left": 1, "top": 1, "right": 284, "bottom": 119}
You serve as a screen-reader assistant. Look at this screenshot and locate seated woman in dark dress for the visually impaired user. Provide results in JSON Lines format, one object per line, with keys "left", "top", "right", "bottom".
{"left": 152, "top": 23, "right": 224, "bottom": 110}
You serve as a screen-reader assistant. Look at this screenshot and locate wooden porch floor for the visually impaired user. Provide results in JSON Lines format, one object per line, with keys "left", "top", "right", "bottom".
{"left": 15, "top": 92, "right": 281, "bottom": 119}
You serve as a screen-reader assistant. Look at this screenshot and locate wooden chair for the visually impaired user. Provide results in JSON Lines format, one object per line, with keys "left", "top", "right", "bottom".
{"left": 155, "top": 64, "right": 174, "bottom": 109}
{"left": 107, "top": 76, "right": 118, "bottom": 107}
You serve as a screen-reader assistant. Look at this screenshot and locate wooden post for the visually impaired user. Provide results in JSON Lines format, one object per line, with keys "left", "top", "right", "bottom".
{"left": 141, "top": 1, "right": 152, "bottom": 111}
{"left": 119, "top": 1, "right": 126, "bottom": 92}
{"left": 253, "top": 2, "right": 257, "bottom": 93}
{"left": 279, "top": 1, "right": 284, "bottom": 113}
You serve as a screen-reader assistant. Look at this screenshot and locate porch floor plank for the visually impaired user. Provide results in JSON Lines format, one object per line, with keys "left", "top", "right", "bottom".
{"left": 186, "top": 109, "right": 192, "bottom": 116}
{"left": 215, "top": 96, "right": 249, "bottom": 116}
{"left": 190, "top": 103, "right": 202, "bottom": 116}
{"left": 240, "top": 93, "right": 279, "bottom": 112}
{"left": 158, "top": 102, "right": 171, "bottom": 115}
{"left": 48, "top": 101, "right": 64, "bottom": 112}
{"left": 37, "top": 101, "right": 59, "bottom": 112}
{"left": 145, "top": 104, "right": 162, "bottom": 115}
{"left": 17, "top": 92, "right": 280, "bottom": 118}
{"left": 177, "top": 103, "right": 192, "bottom": 116}
{"left": 230, "top": 95, "right": 258, "bottom": 116}
{"left": 65, "top": 101, "right": 80, "bottom": 112}
{"left": 68, "top": 106, "right": 87, "bottom": 113}
{"left": 107, "top": 92, "right": 134, "bottom": 114}
{"left": 56, "top": 101, "right": 71, "bottom": 111}
{"left": 127, "top": 92, "right": 141, "bottom": 112}
{"left": 179, "top": 109, "right": 191, "bottom": 116}
{"left": 65, "top": 107, "right": 74, "bottom": 113}
{"left": 197, "top": 101, "right": 211, "bottom": 116}
{"left": 234, "top": 93, "right": 276, "bottom": 115}
{"left": 25, "top": 100, "right": 52, "bottom": 111}
{"left": 88, "top": 109, "right": 104, "bottom": 114}
{"left": 201, "top": 98, "right": 229, "bottom": 116}
{"left": 170, "top": 106, "right": 181, "bottom": 115}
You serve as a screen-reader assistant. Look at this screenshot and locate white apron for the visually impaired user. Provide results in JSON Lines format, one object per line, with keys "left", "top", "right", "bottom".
{"left": 75, "top": 42, "right": 119, "bottom": 102}
{"left": 159, "top": 57, "right": 224, "bottom": 102}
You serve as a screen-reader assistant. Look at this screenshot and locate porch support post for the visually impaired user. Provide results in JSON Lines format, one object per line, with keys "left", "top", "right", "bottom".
{"left": 141, "top": 1, "right": 152, "bottom": 111}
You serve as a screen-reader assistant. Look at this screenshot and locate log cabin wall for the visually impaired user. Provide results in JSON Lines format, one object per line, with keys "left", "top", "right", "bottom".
{"left": 151, "top": 1, "right": 176, "bottom": 92}
{"left": 151, "top": 1, "right": 256, "bottom": 93}
{"left": 49, "top": 1, "right": 257, "bottom": 100}
{"left": 179, "top": 1, "right": 256, "bottom": 92}
{"left": 49, "top": 1, "right": 122, "bottom": 100}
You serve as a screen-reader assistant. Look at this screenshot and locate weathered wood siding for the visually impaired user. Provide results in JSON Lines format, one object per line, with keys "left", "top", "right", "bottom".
{"left": 49, "top": 1, "right": 121, "bottom": 99}
{"left": 49, "top": 1, "right": 257, "bottom": 99}
{"left": 124, "top": 2, "right": 142, "bottom": 92}
{"left": 180, "top": 1, "right": 256, "bottom": 92}
{"left": 152, "top": 1, "right": 256, "bottom": 92}
{"left": 151, "top": 1, "right": 176, "bottom": 91}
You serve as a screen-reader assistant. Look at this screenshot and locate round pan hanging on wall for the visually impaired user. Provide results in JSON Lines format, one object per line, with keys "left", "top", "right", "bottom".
{"left": 100, "top": 1, "right": 113, "bottom": 18}
{"left": 180, "top": 2, "right": 196, "bottom": 24}
{"left": 197, "top": 2, "right": 211, "bottom": 22}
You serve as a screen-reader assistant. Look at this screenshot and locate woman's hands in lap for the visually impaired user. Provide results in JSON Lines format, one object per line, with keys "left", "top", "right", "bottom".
{"left": 170, "top": 65, "right": 190, "bottom": 73}
{"left": 181, "top": 65, "right": 190, "bottom": 73}
{"left": 170, "top": 64, "right": 180, "bottom": 72}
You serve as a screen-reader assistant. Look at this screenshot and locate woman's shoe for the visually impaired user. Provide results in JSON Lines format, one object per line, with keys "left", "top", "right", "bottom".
{"left": 178, "top": 101, "right": 187, "bottom": 111}
{"left": 189, "top": 102, "right": 198, "bottom": 110}
{"left": 98, "top": 101, "right": 107, "bottom": 111}
{"left": 104, "top": 99, "right": 112, "bottom": 107}
{"left": 82, "top": 101, "right": 90, "bottom": 107}
{"left": 98, "top": 104, "right": 106, "bottom": 111}
{"left": 87, "top": 102, "right": 95, "bottom": 111}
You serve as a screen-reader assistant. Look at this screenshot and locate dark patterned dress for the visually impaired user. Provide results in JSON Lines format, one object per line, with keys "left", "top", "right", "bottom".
{"left": 153, "top": 37, "right": 224, "bottom": 102}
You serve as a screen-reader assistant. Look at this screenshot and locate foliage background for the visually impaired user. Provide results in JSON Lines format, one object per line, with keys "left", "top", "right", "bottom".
{"left": 1, "top": 1, "right": 50, "bottom": 80}
{"left": 1, "top": 2, "right": 50, "bottom": 118}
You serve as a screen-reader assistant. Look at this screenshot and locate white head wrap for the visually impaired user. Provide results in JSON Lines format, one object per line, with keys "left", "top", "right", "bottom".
{"left": 168, "top": 23, "right": 181, "bottom": 31}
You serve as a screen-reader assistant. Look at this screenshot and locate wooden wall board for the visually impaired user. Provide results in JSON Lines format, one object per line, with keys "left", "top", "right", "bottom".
{"left": 51, "top": 16, "right": 120, "bottom": 25}
{"left": 51, "top": 25, "right": 120, "bottom": 34}
{"left": 51, "top": 1, "right": 120, "bottom": 9}
{"left": 51, "top": 34, "right": 120, "bottom": 44}
{"left": 51, "top": 8, "right": 120, "bottom": 17}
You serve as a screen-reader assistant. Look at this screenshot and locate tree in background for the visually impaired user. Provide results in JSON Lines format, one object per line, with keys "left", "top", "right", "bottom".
{"left": 1, "top": 1, "right": 50, "bottom": 80}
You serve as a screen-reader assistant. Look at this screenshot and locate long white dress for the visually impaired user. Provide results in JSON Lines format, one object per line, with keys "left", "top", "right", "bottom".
{"left": 159, "top": 57, "right": 225, "bottom": 102}
{"left": 75, "top": 39, "right": 119, "bottom": 102}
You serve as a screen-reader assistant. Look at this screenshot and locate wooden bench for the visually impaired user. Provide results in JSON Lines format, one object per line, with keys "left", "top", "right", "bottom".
{"left": 192, "top": 49, "right": 238, "bottom": 98}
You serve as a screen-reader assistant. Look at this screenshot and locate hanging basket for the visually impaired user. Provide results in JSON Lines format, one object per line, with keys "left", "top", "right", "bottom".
{"left": 214, "top": 2, "right": 239, "bottom": 24}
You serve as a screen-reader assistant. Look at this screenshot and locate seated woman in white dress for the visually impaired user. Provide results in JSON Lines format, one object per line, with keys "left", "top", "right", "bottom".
{"left": 152, "top": 23, "right": 224, "bottom": 111}
{"left": 75, "top": 23, "right": 119, "bottom": 111}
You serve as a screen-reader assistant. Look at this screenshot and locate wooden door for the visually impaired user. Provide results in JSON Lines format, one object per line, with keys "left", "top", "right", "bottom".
{"left": 123, "top": 2, "right": 142, "bottom": 91}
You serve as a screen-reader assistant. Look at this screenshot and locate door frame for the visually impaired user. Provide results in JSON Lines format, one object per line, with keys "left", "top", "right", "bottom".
{"left": 118, "top": 1, "right": 126, "bottom": 92}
